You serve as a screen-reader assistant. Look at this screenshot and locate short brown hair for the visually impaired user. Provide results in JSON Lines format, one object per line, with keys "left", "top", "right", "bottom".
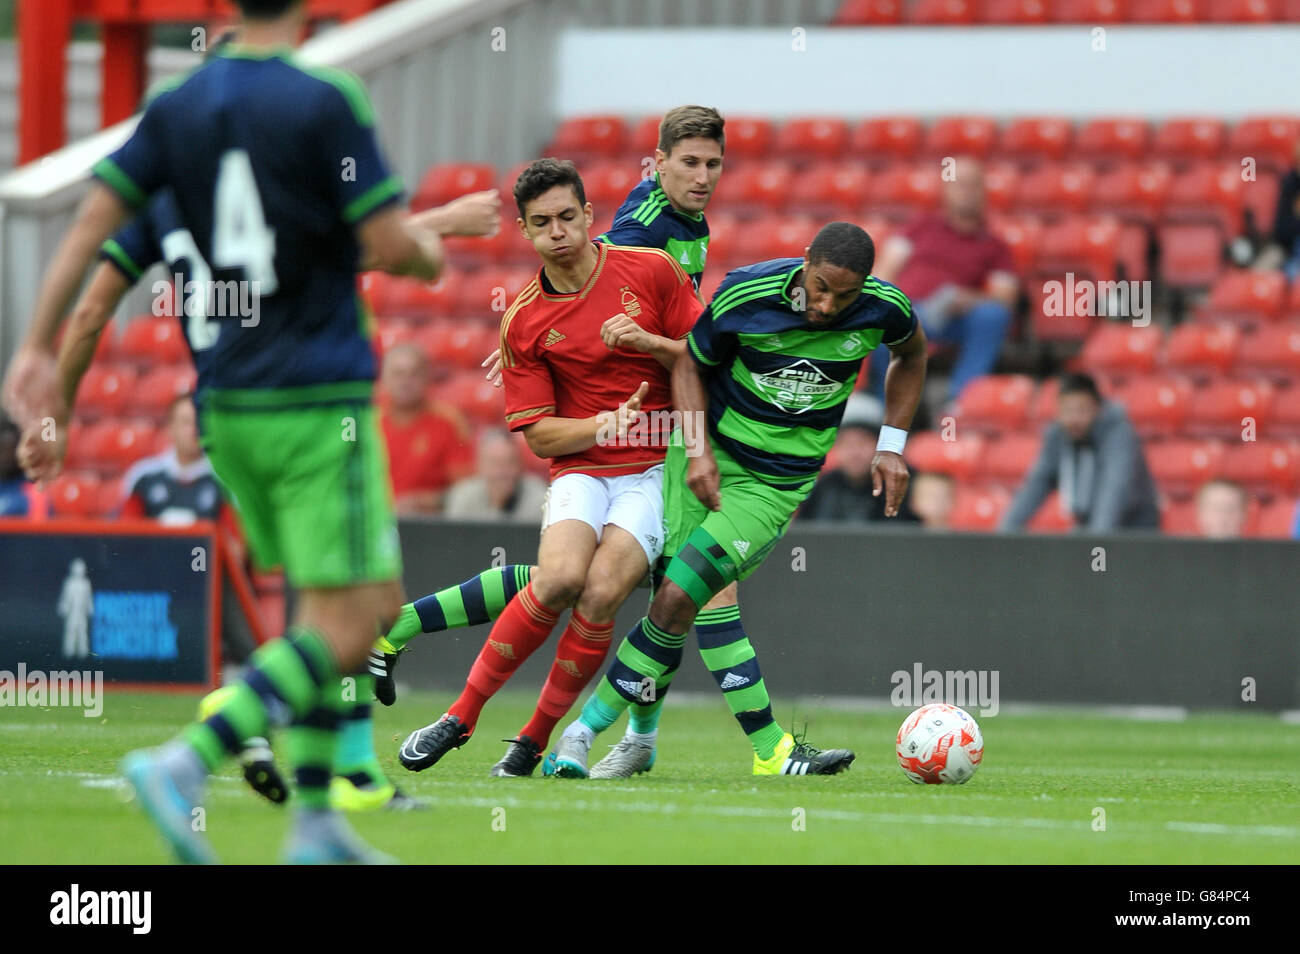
{"left": 514, "top": 158, "right": 586, "bottom": 219}
{"left": 658, "top": 106, "right": 725, "bottom": 157}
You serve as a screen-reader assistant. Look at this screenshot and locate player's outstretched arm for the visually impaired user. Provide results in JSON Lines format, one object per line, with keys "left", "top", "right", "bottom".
{"left": 521, "top": 382, "right": 648, "bottom": 459}
{"left": 873, "top": 323, "right": 928, "bottom": 517}
{"left": 358, "top": 206, "right": 444, "bottom": 281}
{"left": 3, "top": 183, "right": 132, "bottom": 429}
{"left": 407, "top": 189, "right": 501, "bottom": 238}
{"left": 17, "top": 262, "right": 131, "bottom": 485}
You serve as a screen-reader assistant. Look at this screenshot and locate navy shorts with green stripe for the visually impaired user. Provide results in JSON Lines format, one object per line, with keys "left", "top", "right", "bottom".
{"left": 662, "top": 431, "right": 814, "bottom": 609}
{"left": 199, "top": 384, "right": 402, "bottom": 588}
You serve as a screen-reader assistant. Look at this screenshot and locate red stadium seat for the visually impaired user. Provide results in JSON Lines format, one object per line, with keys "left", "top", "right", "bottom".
{"left": 734, "top": 215, "right": 818, "bottom": 262}
{"left": 629, "top": 116, "right": 662, "bottom": 154}
{"left": 982, "top": 432, "right": 1043, "bottom": 487}
{"left": 910, "top": 0, "right": 978, "bottom": 23}
{"left": 82, "top": 419, "right": 162, "bottom": 473}
{"left": 988, "top": 214, "right": 1043, "bottom": 274}
{"left": 1076, "top": 119, "right": 1153, "bottom": 161}
{"left": 979, "top": 161, "right": 1020, "bottom": 214}
{"left": 454, "top": 267, "right": 534, "bottom": 319}
{"left": 1079, "top": 323, "right": 1164, "bottom": 379}
{"left": 584, "top": 160, "right": 644, "bottom": 207}
{"left": 1026, "top": 279, "right": 1090, "bottom": 344}
{"left": 435, "top": 370, "right": 505, "bottom": 426}
{"left": 416, "top": 323, "right": 498, "bottom": 372}
{"left": 982, "top": 0, "right": 1051, "bottom": 21}
{"left": 851, "top": 118, "right": 924, "bottom": 161}
{"left": 833, "top": 0, "right": 904, "bottom": 23}
{"left": 702, "top": 213, "right": 742, "bottom": 266}
{"left": 1206, "top": 0, "right": 1278, "bottom": 20}
{"left": 867, "top": 161, "right": 941, "bottom": 217}
{"left": 1114, "top": 375, "right": 1194, "bottom": 436}
{"left": 949, "top": 485, "right": 1010, "bottom": 531}
{"left": 1153, "top": 117, "right": 1228, "bottom": 163}
{"left": 904, "top": 431, "right": 987, "bottom": 482}
{"left": 1164, "top": 162, "right": 1244, "bottom": 235}
{"left": 1026, "top": 490, "right": 1075, "bottom": 533}
{"left": 716, "top": 161, "right": 793, "bottom": 212}
{"left": 1031, "top": 378, "right": 1060, "bottom": 424}
{"left": 1198, "top": 270, "right": 1287, "bottom": 325}
{"left": 1157, "top": 223, "right": 1224, "bottom": 288}
{"left": 1053, "top": 0, "right": 1128, "bottom": 21}
{"left": 132, "top": 364, "right": 197, "bottom": 418}
{"left": 924, "top": 117, "right": 997, "bottom": 158}
{"left": 119, "top": 317, "right": 188, "bottom": 366}
{"left": 1229, "top": 116, "right": 1300, "bottom": 170}
{"left": 1035, "top": 215, "right": 1122, "bottom": 282}
{"left": 1164, "top": 322, "right": 1242, "bottom": 377}
{"left": 76, "top": 363, "right": 137, "bottom": 419}
{"left": 1132, "top": 0, "right": 1205, "bottom": 23}
{"left": 950, "top": 374, "right": 1035, "bottom": 434}
{"left": 1014, "top": 163, "right": 1096, "bottom": 215}
{"left": 62, "top": 420, "right": 91, "bottom": 471}
{"left": 1236, "top": 323, "right": 1300, "bottom": 381}
{"left": 1090, "top": 161, "right": 1173, "bottom": 222}
{"left": 372, "top": 317, "right": 414, "bottom": 359}
{"left": 1221, "top": 439, "right": 1300, "bottom": 496}
{"left": 377, "top": 270, "right": 463, "bottom": 321}
{"left": 1146, "top": 438, "right": 1226, "bottom": 497}
{"left": 789, "top": 161, "right": 871, "bottom": 217}
{"left": 1185, "top": 378, "right": 1275, "bottom": 439}
{"left": 49, "top": 471, "right": 102, "bottom": 519}
{"left": 998, "top": 117, "right": 1072, "bottom": 161}
{"left": 776, "top": 118, "right": 851, "bottom": 160}
{"left": 1254, "top": 497, "right": 1298, "bottom": 538}
{"left": 412, "top": 163, "right": 496, "bottom": 211}
{"left": 1160, "top": 499, "right": 1200, "bottom": 536}
{"left": 1288, "top": 280, "right": 1300, "bottom": 320}
{"left": 718, "top": 117, "right": 776, "bottom": 160}
{"left": 95, "top": 479, "right": 123, "bottom": 518}
{"left": 547, "top": 116, "right": 627, "bottom": 159}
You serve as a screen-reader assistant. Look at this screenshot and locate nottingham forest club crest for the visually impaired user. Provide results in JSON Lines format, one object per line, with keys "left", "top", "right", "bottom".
{"left": 750, "top": 360, "right": 843, "bottom": 413}
{"left": 620, "top": 286, "right": 641, "bottom": 317}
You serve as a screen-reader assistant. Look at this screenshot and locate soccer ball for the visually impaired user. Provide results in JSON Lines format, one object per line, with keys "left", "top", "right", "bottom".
{"left": 896, "top": 703, "right": 984, "bottom": 784}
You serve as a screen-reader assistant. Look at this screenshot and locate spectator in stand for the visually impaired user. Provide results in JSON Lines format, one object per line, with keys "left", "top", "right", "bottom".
{"left": 1255, "top": 138, "right": 1300, "bottom": 279}
{"left": 1000, "top": 373, "right": 1159, "bottom": 533}
{"left": 379, "top": 343, "right": 475, "bottom": 515}
{"left": 120, "top": 394, "right": 222, "bottom": 525}
{"left": 444, "top": 429, "right": 546, "bottom": 522}
{"left": 910, "top": 472, "right": 955, "bottom": 531}
{"left": 0, "top": 414, "right": 47, "bottom": 518}
{"left": 870, "top": 159, "right": 1018, "bottom": 405}
{"left": 799, "top": 395, "right": 919, "bottom": 524}
{"left": 1195, "top": 479, "right": 1249, "bottom": 539}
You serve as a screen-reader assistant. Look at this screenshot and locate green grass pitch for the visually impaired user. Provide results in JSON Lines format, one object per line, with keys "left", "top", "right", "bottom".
{"left": 1, "top": 690, "right": 1296, "bottom": 864}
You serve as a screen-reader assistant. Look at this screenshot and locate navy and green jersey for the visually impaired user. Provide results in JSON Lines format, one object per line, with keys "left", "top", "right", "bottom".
{"left": 90, "top": 44, "right": 404, "bottom": 398}
{"left": 597, "top": 173, "right": 709, "bottom": 291}
{"left": 687, "top": 258, "right": 916, "bottom": 486}
{"left": 101, "top": 190, "right": 221, "bottom": 395}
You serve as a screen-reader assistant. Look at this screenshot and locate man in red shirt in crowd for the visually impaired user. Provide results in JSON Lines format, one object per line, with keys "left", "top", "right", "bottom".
{"left": 869, "top": 158, "right": 1018, "bottom": 404}
{"left": 397, "top": 158, "right": 702, "bottom": 777}
{"left": 378, "top": 342, "right": 475, "bottom": 514}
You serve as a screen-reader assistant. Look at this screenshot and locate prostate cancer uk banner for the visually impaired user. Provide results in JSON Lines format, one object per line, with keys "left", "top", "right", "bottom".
{"left": 0, "top": 520, "right": 219, "bottom": 691}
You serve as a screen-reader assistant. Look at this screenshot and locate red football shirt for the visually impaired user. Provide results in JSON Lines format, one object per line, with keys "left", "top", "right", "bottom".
{"left": 500, "top": 242, "right": 703, "bottom": 479}
{"left": 895, "top": 214, "right": 1016, "bottom": 302}
{"left": 382, "top": 408, "right": 475, "bottom": 498}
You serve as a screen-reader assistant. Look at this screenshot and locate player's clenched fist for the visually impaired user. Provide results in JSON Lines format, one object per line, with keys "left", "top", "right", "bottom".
{"left": 686, "top": 445, "right": 721, "bottom": 512}
{"left": 871, "top": 450, "right": 910, "bottom": 517}
{"left": 600, "top": 313, "right": 656, "bottom": 353}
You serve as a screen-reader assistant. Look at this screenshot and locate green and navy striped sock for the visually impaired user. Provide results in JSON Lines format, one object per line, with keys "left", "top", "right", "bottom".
{"left": 385, "top": 564, "right": 532, "bottom": 651}
{"left": 696, "top": 604, "right": 784, "bottom": 760}
{"left": 581, "top": 617, "right": 686, "bottom": 734}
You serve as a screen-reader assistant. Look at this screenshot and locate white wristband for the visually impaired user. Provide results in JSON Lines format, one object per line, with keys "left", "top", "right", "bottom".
{"left": 876, "top": 425, "right": 908, "bottom": 455}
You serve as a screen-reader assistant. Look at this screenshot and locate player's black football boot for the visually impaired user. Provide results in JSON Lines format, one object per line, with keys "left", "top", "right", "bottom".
{"left": 368, "top": 643, "right": 402, "bottom": 707}
{"left": 398, "top": 713, "right": 471, "bottom": 771}
{"left": 489, "top": 736, "right": 544, "bottom": 777}
{"left": 240, "top": 737, "right": 289, "bottom": 804}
